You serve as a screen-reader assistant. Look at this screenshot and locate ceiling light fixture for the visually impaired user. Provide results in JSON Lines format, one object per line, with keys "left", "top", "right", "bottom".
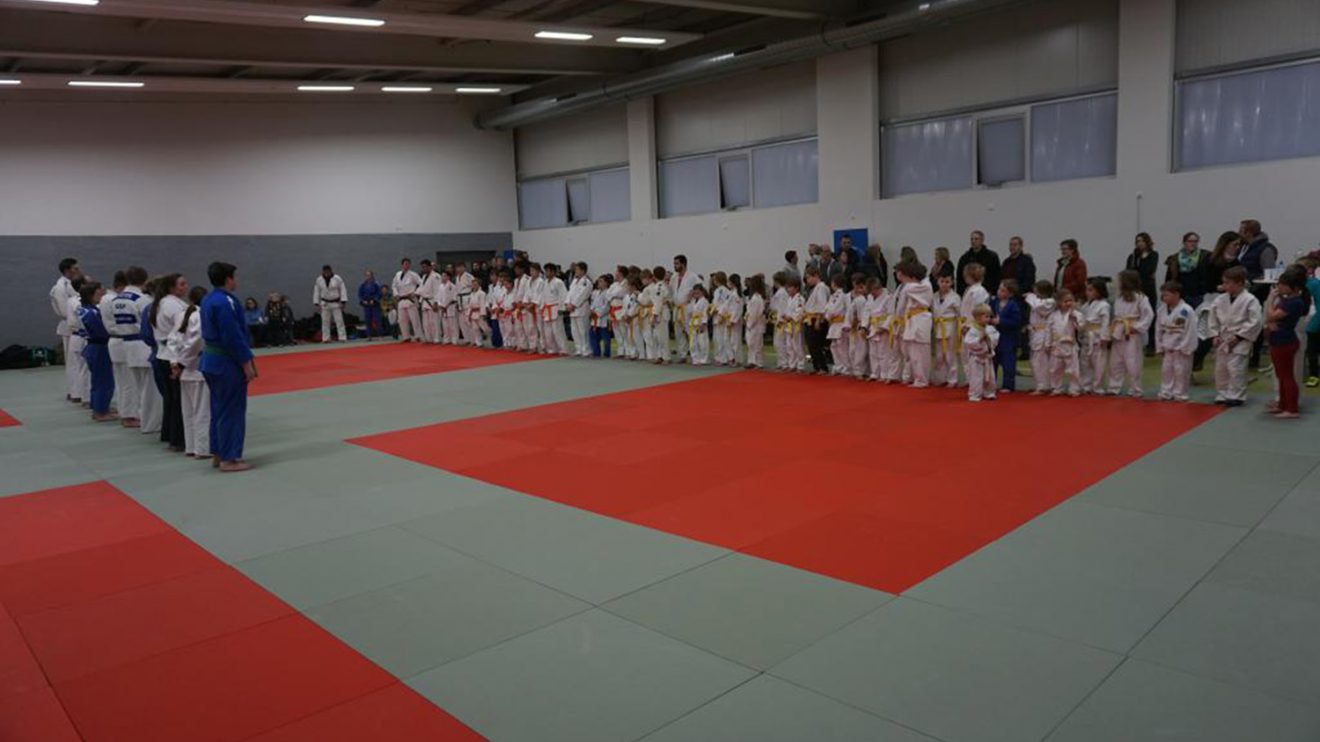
{"left": 17, "top": 0, "right": 99, "bottom": 6}
{"left": 535, "top": 30, "right": 593, "bottom": 41}
{"left": 297, "top": 85, "right": 355, "bottom": 92}
{"left": 710, "top": 52, "right": 736, "bottom": 62}
{"left": 382, "top": 86, "right": 433, "bottom": 93}
{"left": 303, "top": 14, "right": 385, "bottom": 27}
{"left": 455, "top": 86, "right": 503, "bottom": 94}
{"left": 0, "top": 79, "right": 21, "bottom": 86}
{"left": 67, "top": 80, "right": 144, "bottom": 88}
{"left": 616, "top": 36, "right": 667, "bottom": 45}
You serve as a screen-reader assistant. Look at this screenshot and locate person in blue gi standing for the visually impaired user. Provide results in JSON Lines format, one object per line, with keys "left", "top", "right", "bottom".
{"left": 990, "top": 279, "right": 1025, "bottom": 392}
{"left": 200, "top": 262, "right": 257, "bottom": 473}
{"left": 358, "top": 270, "right": 383, "bottom": 340}
{"left": 77, "top": 281, "right": 118, "bottom": 422}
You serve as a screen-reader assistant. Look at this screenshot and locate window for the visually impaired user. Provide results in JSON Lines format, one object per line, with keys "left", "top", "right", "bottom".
{"left": 566, "top": 177, "right": 590, "bottom": 224}
{"left": 881, "top": 92, "right": 1117, "bottom": 197}
{"left": 658, "top": 138, "right": 819, "bottom": 218}
{"left": 718, "top": 156, "right": 751, "bottom": 210}
{"left": 517, "top": 167, "right": 630, "bottom": 230}
{"left": 882, "top": 116, "right": 974, "bottom": 196}
{"left": 1031, "top": 93, "right": 1117, "bottom": 182}
{"left": 977, "top": 116, "right": 1025, "bottom": 185}
{"left": 1175, "top": 58, "right": 1320, "bottom": 171}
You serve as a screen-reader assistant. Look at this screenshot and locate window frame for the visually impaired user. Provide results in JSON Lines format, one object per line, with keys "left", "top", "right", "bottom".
{"left": 657, "top": 135, "right": 819, "bottom": 219}
{"left": 879, "top": 89, "right": 1118, "bottom": 199}
{"left": 515, "top": 165, "right": 630, "bottom": 231}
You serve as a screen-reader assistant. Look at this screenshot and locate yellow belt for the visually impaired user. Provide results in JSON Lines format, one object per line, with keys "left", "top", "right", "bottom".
{"left": 1112, "top": 317, "right": 1135, "bottom": 338}
{"left": 828, "top": 316, "right": 846, "bottom": 325}
{"left": 674, "top": 306, "right": 687, "bottom": 324}
{"left": 934, "top": 316, "right": 960, "bottom": 353}
{"left": 640, "top": 306, "right": 654, "bottom": 320}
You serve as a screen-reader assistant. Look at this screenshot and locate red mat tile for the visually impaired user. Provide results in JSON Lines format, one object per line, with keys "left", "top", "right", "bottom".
{"left": 250, "top": 342, "right": 547, "bottom": 397}
{"left": 0, "top": 481, "right": 169, "bottom": 567}
{"left": 248, "top": 684, "right": 483, "bottom": 742}
{"left": 0, "top": 408, "right": 18, "bottom": 427}
{"left": 0, "top": 687, "right": 80, "bottom": 742}
{"left": 0, "top": 532, "right": 217, "bottom": 617}
{"left": 0, "top": 482, "right": 484, "bottom": 741}
{"left": 353, "top": 371, "right": 1220, "bottom": 593}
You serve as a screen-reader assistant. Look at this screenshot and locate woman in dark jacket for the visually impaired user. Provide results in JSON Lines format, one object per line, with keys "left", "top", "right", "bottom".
{"left": 1166, "top": 231, "right": 1213, "bottom": 370}
{"left": 1206, "top": 231, "right": 1243, "bottom": 293}
{"left": 1127, "top": 232, "right": 1160, "bottom": 352}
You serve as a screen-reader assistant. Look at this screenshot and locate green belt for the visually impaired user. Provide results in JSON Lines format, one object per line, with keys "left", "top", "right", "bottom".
{"left": 203, "top": 343, "right": 230, "bottom": 357}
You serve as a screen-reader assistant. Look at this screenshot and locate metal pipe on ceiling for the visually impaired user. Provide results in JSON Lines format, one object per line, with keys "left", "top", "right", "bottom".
{"left": 474, "top": 0, "right": 1041, "bottom": 130}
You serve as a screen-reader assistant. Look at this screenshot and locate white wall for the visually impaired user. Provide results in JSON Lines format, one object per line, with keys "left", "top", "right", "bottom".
{"left": 515, "top": 0, "right": 1320, "bottom": 282}
{"left": 0, "top": 97, "right": 516, "bottom": 235}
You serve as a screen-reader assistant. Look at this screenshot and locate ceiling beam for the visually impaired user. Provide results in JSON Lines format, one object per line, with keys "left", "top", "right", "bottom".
{"left": 0, "top": 70, "right": 532, "bottom": 95}
{"left": 0, "top": 0, "right": 703, "bottom": 49}
{"left": 0, "top": 11, "right": 643, "bottom": 76}
{"left": 629, "top": 0, "right": 851, "bottom": 19}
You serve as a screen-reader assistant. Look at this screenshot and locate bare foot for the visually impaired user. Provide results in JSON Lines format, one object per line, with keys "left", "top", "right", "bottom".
{"left": 219, "top": 461, "right": 253, "bottom": 472}
{"left": 212, "top": 454, "right": 221, "bottom": 468}
{"left": 122, "top": 418, "right": 141, "bottom": 428}
{"left": 91, "top": 413, "right": 118, "bottom": 422}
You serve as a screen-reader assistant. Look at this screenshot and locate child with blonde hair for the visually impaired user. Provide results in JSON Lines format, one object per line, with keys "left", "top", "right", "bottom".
{"left": 770, "top": 272, "right": 789, "bottom": 371}
{"left": 963, "top": 304, "right": 999, "bottom": 402}
{"left": 959, "top": 263, "right": 989, "bottom": 385}
{"left": 1025, "top": 281, "right": 1056, "bottom": 394}
{"left": 782, "top": 277, "right": 807, "bottom": 372}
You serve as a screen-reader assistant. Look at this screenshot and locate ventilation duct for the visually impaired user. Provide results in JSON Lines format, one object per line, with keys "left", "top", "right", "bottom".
{"left": 475, "top": 0, "right": 1043, "bottom": 130}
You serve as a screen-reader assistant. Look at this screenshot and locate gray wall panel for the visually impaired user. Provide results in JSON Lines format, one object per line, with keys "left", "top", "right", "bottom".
{"left": 4, "top": 232, "right": 511, "bottom": 348}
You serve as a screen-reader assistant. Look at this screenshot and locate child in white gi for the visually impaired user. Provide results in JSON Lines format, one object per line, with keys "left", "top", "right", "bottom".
{"left": 1025, "top": 281, "right": 1056, "bottom": 394}
{"left": 964, "top": 304, "right": 999, "bottom": 402}
{"left": 931, "top": 274, "right": 961, "bottom": 387}
{"left": 651, "top": 267, "right": 672, "bottom": 364}
{"left": 770, "top": 273, "right": 789, "bottom": 371}
{"left": 744, "top": 274, "right": 768, "bottom": 369}
{"left": 636, "top": 272, "right": 658, "bottom": 361}
{"left": 522, "top": 264, "right": 545, "bottom": 353}
{"left": 1108, "top": 270, "right": 1155, "bottom": 398}
{"left": 1047, "top": 289, "right": 1083, "bottom": 396}
{"left": 540, "top": 264, "right": 569, "bottom": 355}
{"left": 959, "top": 263, "right": 990, "bottom": 386}
{"left": 825, "top": 274, "right": 851, "bottom": 376}
{"left": 606, "top": 267, "right": 629, "bottom": 360}
{"left": 1080, "top": 278, "right": 1111, "bottom": 394}
{"left": 1155, "top": 281, "right": 1198, "bottom": 401}
{"left": 168, "top": 286, "right": 210, "bottom": 458}
{"left": 847, "top": 274, "right": 870, "bottom": 379}
{"left": 687, "top": 285, "right": 711, "bottom": 365}
{"left": 727, "top": 274, "right": 745, "bottom": 366}
{"left": 438, "top": 270, "right": 459, "bottom": 345}
{"left": 782, "top": 277, "right": 807, "bottom": 372}
{"left": 467, "top": 283, "right": 489, "bottom": 348}
{"left": 709, "top": 273, "right": 730, "bottom": 365}
{"left": 863, "top": 277, "right": 894, "bottom": 382}
{"left": 565, "top": 262, "right": 594, "bottom": 357}
{"left": 1208, "top": 266, "right": 1264, "bottom": 406}
{"left": 895, "top": 260, "right": 933, "bottom": 388}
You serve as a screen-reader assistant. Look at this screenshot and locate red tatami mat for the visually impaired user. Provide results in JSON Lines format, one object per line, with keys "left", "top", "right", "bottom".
{"left": 352, "top": 372, "right": 1220, "bottom": 593}
{"left": 250, "top": 342, "right": 547, "bottom": 396}
{"left": 0, "top": 409, "right": 19, "bottom": 427}
{"left": 0, "top": 482, "right": 483, "bottom": 742}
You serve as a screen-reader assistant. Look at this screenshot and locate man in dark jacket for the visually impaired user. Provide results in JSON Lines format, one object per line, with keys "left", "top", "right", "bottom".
{"left": 1239, "top": 219, "right": 1278, "bottom": 368}
{"left": 956, "top": 230, "right": 1001, "bottom": 294}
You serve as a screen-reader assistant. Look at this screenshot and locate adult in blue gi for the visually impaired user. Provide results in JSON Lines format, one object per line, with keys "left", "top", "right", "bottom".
{"left": 358, "top": 270, "right": 383, "bottom": 340}
{"left": 76, "top": 281, "right": 117, "bottom": 422}
{"left": 990, "top": 280, "right": 1025, "bottom": 392}
{"left": 200, "top": 262, "right": 257, "bottom": 472}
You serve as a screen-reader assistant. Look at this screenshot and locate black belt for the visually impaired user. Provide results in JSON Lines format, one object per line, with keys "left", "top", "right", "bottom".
{"left": 114, "top": 333, "right": 144, "bottom": 342}
{"left": 87, "top": 338, "right": 109, "bottom": 345}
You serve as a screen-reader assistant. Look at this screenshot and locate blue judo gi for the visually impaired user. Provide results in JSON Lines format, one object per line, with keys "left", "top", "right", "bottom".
{"left": 78, "top": 305, "right": 115, "bottom": 415}
{"left": 358, "top": 278, "right": 383, "bottom": 339}
{"left": 991, "top": 297, "right": 1023, "bottom": 391}
{"left": 200, "top": 288, "right": 254, "bottom": 462}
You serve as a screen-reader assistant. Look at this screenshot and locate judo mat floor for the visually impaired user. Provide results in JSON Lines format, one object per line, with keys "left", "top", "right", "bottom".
{"left": 2, "top": 340, "right": 1320, "bottom": 742}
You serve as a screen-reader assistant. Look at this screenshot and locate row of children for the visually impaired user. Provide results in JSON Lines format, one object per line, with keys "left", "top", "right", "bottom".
{"left": 61, "top": 267, "right": 215, "bottom": 458}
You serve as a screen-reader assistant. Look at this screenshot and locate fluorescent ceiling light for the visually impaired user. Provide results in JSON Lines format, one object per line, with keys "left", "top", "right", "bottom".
{"left": 710, "top": 52, "right": 736, "bottom": 62}
{"left": 0, "top": 79, "right": 21, "bottom": 86}
{"left": 297, "top": 85, "right": 354, "bottom": 92}
{"left": 382, "top": 86, "right": 433, "bottom": 93}
{"left": 17, "top": 0, "right": 99, "bottom": 5}
{"left": 67, "top": 80, "right": 144, "bottom": 88}
{"left": 616, "top": 36, "right": 667, "bottom": 45}
{"left": 535, "top": 30, "right": 593, "bottom": 41}
{"left": 455, "top": 86, "right": 502, "bottom": 94}
{"left": 303, "top": 14, "right": 385, "bottom": 27}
